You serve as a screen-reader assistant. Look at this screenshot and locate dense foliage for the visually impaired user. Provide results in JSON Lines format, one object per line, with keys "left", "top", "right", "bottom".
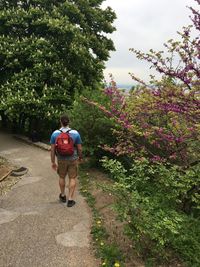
{"left": 82, "top": 1, "right": 200, "bottom": 265}
{"left": 69, "top": 88, "right": 117, "bottom": 161}
{"left": 101, "top": 158, "right": 200, "bottom": 266}
{"left": 0, "top": 0, "right": 116, "bottom": 134}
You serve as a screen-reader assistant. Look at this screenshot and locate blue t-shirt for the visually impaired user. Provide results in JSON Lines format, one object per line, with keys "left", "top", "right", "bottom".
{"left": 50, "top": 127, "right": 82, "bottom": 160}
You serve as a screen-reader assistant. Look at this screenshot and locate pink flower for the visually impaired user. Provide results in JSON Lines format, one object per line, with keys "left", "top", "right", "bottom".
{"left": 151, "top": 155, "right": 162, "bottom": 162}
{"left": 169, "top": 153, "right": 177, "bottom": 160}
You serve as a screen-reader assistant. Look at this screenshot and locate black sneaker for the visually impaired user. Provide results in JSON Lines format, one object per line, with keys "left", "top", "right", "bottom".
{"left": 59, "top": 194, "right": 66, "bottom": 203}
{"left": 67, "top": 200, "right": 76, "bottom": 207}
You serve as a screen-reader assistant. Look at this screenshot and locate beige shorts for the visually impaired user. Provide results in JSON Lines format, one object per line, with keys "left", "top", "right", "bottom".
{"left": 57, "top": 159, "right": 78, "bottom": 179}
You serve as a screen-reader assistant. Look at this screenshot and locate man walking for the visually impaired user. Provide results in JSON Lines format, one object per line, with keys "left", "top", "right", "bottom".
{"left": 50, "top": 114, "right": 83, "bottom": 207}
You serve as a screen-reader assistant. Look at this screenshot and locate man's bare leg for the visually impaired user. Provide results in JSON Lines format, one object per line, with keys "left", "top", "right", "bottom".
{"left": 59, "top": 177, "right": 65, "bottom": 195}
{"left": 68, "top": 177, "right": 76, "bottom": 200}
{"left": 59, "top": 177, "right": 66, "bottom": 203}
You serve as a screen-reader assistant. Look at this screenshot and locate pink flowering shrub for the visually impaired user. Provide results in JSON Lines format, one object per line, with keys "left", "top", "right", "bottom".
{"left": 81, "top": 2, "right": 200, "bottom": 264}
{"left": 126, "top": 83, "right": 199, "bottom": 166}
{"left": 82, "top": 0, "right": 200, "bottom": 167}
{"left": 83, "top": 81, "right": 199, "bottom": 166}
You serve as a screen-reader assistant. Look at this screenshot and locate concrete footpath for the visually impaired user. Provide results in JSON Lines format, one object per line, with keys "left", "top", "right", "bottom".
{"left": 0, "top": 133, "right": 99, "bottom": 267}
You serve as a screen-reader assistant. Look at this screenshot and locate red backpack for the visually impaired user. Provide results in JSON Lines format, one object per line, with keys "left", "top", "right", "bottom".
{"left": 55, "top": 129, "right": 74, "bottom": 156}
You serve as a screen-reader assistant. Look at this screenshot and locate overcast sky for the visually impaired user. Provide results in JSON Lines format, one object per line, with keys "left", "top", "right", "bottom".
{"left": 102, "top": 0, "right": 197, "bottom": 86}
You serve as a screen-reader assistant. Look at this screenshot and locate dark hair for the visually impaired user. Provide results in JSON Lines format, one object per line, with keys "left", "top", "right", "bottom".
{"left": 60, "top": 114, "right": 69, "bottom": 127}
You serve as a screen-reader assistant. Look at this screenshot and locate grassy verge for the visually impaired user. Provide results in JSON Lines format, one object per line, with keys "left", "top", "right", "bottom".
{"left": 79, "top": 166, "right": 125, "bottom": 267}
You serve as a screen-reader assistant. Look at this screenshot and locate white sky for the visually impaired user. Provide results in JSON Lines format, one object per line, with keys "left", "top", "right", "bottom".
{"left": 102, "top": 0, "right": 197, "bottom": 86}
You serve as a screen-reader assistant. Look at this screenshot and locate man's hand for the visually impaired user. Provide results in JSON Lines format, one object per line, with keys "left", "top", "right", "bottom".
{"left": 52, "top": 162, "right": 57, "bottom": 171}
{"left": 51, "top": 144, "right": 57, "bottom": 171}
{"left": 78, "top": 157, "right": 83, "bottom": 164}
{"left": 77, "top": 144, "right": 83, "bottom": 164}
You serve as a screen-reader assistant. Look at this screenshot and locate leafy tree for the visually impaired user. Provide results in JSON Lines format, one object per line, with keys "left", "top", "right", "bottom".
{"left": 0, "top": 0, "right": 116, "bottom": 133}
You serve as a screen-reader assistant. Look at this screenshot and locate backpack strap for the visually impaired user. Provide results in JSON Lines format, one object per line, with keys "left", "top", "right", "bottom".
{"left": 59, "top": 128, "right": 71, "bottom": 133}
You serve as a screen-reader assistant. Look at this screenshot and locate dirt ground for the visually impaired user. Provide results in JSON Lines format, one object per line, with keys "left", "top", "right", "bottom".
{"left": 0, "top": 157, "right": 22, "bottom": 196}
{"left": 87, "top": 168, "right": 145, "bottom": 267}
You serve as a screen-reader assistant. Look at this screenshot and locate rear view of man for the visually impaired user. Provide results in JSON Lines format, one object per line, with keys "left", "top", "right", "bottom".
{"left": 50, "top": 114, "right": 83, "bottom": 207}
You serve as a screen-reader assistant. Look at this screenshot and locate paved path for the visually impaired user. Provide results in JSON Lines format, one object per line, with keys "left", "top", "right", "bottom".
{"left": 0, "top": 133, "right": 98, "bottom": 267}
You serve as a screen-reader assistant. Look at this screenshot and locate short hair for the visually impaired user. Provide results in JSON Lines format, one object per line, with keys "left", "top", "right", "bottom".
{"left": 60, "top": 114, "right": 69, "bottom": 127}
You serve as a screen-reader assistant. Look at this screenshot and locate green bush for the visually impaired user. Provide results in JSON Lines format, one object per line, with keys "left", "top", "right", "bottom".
{"left": 69, "top": 88, "right": 116, "bottom": 163}
{"left": 100, "top": 157, "right": 200, "bottom": 266}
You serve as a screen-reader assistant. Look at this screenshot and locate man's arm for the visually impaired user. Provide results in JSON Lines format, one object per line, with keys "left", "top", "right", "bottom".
{"left": 51, "top": 144, "right": 57, "bottom": 170}
{"left": 77, "top": 144, "right": 83, "bottom": 161}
